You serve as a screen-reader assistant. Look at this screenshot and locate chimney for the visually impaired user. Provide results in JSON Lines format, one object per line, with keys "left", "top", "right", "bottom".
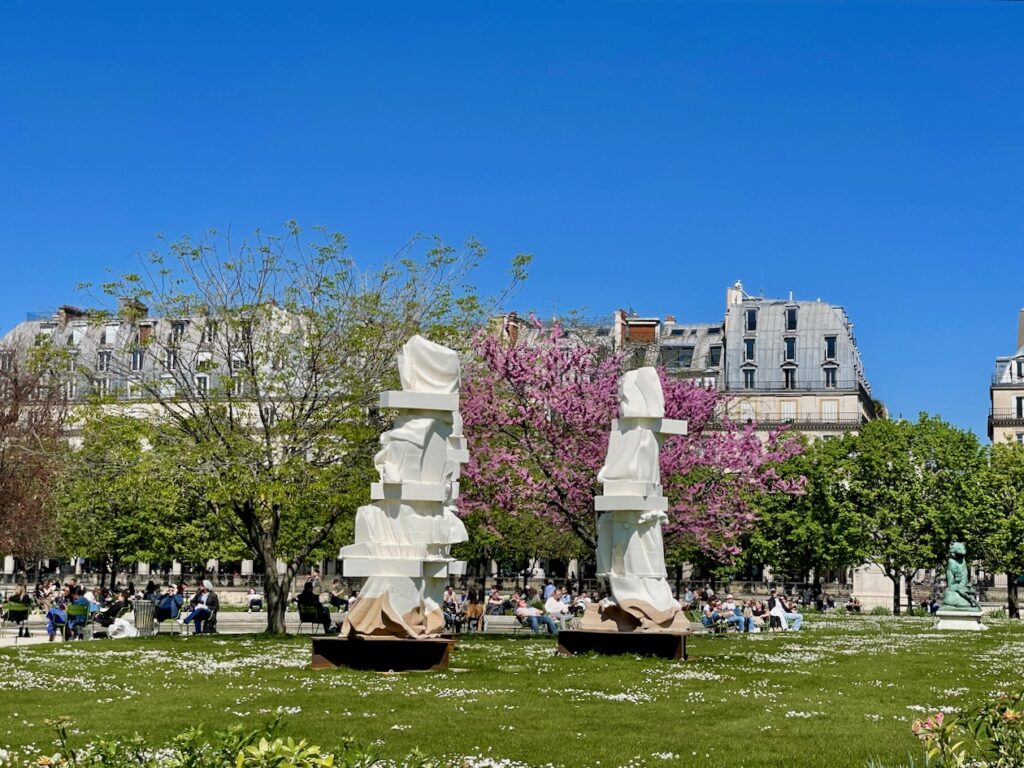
{"left": 1018, "top": 309, "right": 1024, "bottom": 350}
{"left": 665, "top": 314, "right": 676, "bottom": 323}
{"left": 726, "top": 281, "right": 744, "bottom": 308}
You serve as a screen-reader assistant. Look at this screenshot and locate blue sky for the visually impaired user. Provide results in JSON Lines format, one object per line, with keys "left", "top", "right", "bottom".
{"left": 1, "top": 1, "right": 1022, "bottom": 438}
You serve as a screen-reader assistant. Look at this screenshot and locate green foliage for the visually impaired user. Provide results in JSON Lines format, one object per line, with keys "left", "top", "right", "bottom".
{"left": 0, "top": 715, "right": 431, "bottom": 768}
{"left": 74, "top": 225, "right": 528, "bottom": 631}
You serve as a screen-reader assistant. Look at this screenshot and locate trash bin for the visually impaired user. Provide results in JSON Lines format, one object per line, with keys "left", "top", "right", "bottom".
{"left": 133, "top": 599, "right": 155, "bottom": 637}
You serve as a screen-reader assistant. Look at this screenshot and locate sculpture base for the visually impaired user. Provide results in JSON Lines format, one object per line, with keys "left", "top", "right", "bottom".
{"left": 311, "top": 636, "right": 455, "bottom": 671}
{"left": 556, "top": 630, "right": 688, "bottom": 660}
{"left": 934, "top": 609, "right": 987, "bottom": 631}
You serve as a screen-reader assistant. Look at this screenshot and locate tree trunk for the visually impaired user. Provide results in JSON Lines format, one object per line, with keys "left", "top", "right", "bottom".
{"left": 905, "top": 570, "right": 916, "bottom": 614}
{"left": 262, "top": 563, "right": 289, "bottom": 634}
{"left": 892, "top": 575, "right": 902, "bottom": 615}
{"left": 1009, "top": 577, "right": 1020, "bottom": 620}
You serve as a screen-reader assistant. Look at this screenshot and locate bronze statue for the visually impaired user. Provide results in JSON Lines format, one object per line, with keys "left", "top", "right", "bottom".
{"left": 940, "top": 542, "right": 980, "bottom": 611}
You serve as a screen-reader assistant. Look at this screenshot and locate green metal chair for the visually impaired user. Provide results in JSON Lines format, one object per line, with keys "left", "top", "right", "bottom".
{"left": 65, "top": 603, "right": 91, "bottom": 641}
{"left": 297, "top": 606, "right": 323, "bottom": 634}
{"left": 1, "top": 602, "right": 31, "bottom": 641}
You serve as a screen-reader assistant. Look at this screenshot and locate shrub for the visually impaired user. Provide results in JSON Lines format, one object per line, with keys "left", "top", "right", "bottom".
{"left": 0, "top": 716, "right": 437, "bottom": 768}
{"left": 870, "top": 606, "right": 892, "bottom": 616}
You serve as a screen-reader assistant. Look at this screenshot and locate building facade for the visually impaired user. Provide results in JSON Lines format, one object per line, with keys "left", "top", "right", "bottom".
{"left": 603, "top": 281, "right": 876, "bottom": 438}
{"left": 988, "top": 309, "right": 1024, "bottom": 444}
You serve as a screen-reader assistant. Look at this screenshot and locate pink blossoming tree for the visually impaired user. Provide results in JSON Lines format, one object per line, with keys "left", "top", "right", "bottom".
{"left": 460, "top": 321, "right": 804, "bottom": 567}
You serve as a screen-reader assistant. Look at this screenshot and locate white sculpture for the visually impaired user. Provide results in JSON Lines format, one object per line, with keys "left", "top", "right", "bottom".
{"left": 340, "top": 335, "right": 468, "bottom": 638}
{"left": 585, "top": 367, "right": 689, "bottom": 632}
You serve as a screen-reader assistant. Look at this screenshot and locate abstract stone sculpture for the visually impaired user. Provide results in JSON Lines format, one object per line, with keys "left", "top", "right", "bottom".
{"left": 581, "top": 367, "right": 689, "bottom": 633}
{"left": 339, "top": 335, "right": 468, "bottom": 639}
{"left": 935, "top": 541, "right": 987, "bottom": 631}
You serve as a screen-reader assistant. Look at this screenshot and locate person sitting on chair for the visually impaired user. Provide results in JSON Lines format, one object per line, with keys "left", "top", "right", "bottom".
{"left": 95, "top": 589, "right": 132, "bottom": 628}
{"left": 296, "top": 582, "right": 337, "bottom": 634}
{"left": 155, "top": 584, "right": 184, "bottom": 623}
{"left": 4, "top": 583, "right": 33, "bottom": 638}
{"left": 178, "top": 581, "right": 218, "bottom": 634}
{"left": 245, "top": 587, "right": 263, "bottom": 612}
{"left": 514, "top": 596, "right": 558, "bottom": 634}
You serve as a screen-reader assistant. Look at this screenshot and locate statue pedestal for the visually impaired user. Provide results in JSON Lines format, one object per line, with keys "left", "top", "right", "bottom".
{"left": 556, "top": 629, "right": 688, "bottom": 660}
{"left": 934, "top": 609, "right": 988, "bottom": 631}
{"left": 310, "top": 636, "right": 455, "bottom": 671}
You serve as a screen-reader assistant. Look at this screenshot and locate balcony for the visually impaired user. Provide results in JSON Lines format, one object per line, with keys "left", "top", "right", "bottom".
{"left": 712, "top": 412, "right": 866, "bottom": 431}
{"left": 725, "top": 379, "right": 861, "bottom": 393}
{"left": 989, "top": 409, "right": 1024, "bottom": 426}
{"left": 991, "top": 374, "right": 1024, "bottom": 387}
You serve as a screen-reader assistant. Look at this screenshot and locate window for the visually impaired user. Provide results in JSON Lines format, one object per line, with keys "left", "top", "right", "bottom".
{"left": 201, "top": 321, "right": 218, "bottom": 344}
{"left": 745, "top": 308, "right": 757, "bottom": 332}
{"left": 159, "top": 377, "right": 176, "bottom": 399}
{"left": 195, "top": 375, "right": 209, "bottom": 395}
{"left": 130, "top": 349, "right": 145, "bottom": 371}
{"left": 126, "top": 381, "right": 140, "bottom": 399}
{"left": 229, "top": 355, "right": 245, "bottom": 374}
{"left": 825, "top": 336, "right": 837, "bottom": 360}
{"left": 739, "top": 401, "right": 755, "bottom": 423}
{"left": 1017, "top": 359, "right": 1024, "bottom": 379}
{"left": 660, "top": 347, "right": 693, "bottom": 368}
{"left": 65, "top": 380, "right": 78, "bottom": 400}
{"left": 101, "top": 324, "right": 119, "bottom": 346}
{"left": 1017, "top": 397, "right": 1024, "bottom": 419}
{"left": 231, "top": 376, "right": 246, "bottom": 397}
{"left": 94, "top": 378, "right": 109, "bottom": 397}
{"left": 706, "top": 346, "right": 722, "bottom": 367}
{"left": 783, "top": 368, "right": 796, "bottom": 389}
{"left": 67, "top": 354, "right": 77, "bottom": 373}
{"left": 781, "top": 400, "right": 797, "bottom": 421}
{"left": 784, "top": 337, "right": 796, "bottom": 361}
{"left": 139, "top": 325, "right": 153, "bottom": 344}
{"left": 786, "top": 307, "right": 798, "bottom": 331}
{"left": 164, "top": 349, "right": 178, "bottom": 370}
{"left": 744, "top": 338, "right": 756, "bottom": 361}
{"left": 821, "top": 400, "right": 839, "bottom": 422}
{"left": 97, "top": 351, "right": 112, "bottom": 373}
{"left": 824, "top": 367, "right": 837, "bottom": 388}
{"left": 197, "top": 352, "right": 216, "bottom": 372}
{"left": 169, "top": 321, "right": 186, "bottom": 344}
{"left": 0, "top": 351, "right": 12, "bottom": 372}
{"left": 1017, "top": 433, "right": 1024, "bottom": 445}
{"left": 743, "top": 368, "right": 756, "bottom": 389}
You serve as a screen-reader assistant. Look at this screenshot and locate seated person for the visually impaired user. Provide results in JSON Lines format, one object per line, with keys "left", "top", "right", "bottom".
{"left": 3, "top": 584, "right": 33, "bottom": 638}
{"left": 514, "top": 596, "right": 558, "bottom": 634}
{"left": 544, "top": 588, "right": 572, "bottom": 627}
{"left": 95, "top": 590, "right": 132, "bottom": 627}
{"left": 178, "top": 582, "right": 219, "bottom": 633}
{"left": 245, "top": 587, "right": 263, "bottom": 612}
{"left": 464, "top": 596, "right": 484, "bottom": 632}
{"left": 295, "top": 582, "right": 337, "bottom": 634}
{"left": 155, "top": 585, "right": 184, "bottom": 622}
{"left": 485, "top": 587, "right": 505, "bottom": 615}
{"left": 701, "top": 600, "right": 723, "bottom": 629}
{"left": 846, "top": 596, "right": 862, "bottom": 613}
{"left": 327, "top": 579, "right": 348, "bottom": 611}
{"left": 719, "top": 595, "right": 745, "bottom": 632}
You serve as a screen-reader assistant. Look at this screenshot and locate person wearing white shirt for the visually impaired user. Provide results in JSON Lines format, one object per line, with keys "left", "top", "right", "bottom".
{"left": 544, "top": 588, "right": 572, "bottom": 628}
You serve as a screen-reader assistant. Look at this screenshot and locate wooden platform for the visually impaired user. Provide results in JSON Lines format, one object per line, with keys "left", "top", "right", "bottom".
{"left": 311, "top": 636, "right": 455, "bottom": 671}
{"left": 556, "top": 630, "right": 688, "bottom": 660}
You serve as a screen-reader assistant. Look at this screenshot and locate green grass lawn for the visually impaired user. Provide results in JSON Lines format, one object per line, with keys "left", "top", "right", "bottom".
{"left": 2, "top": 614, "right": 1023, "bottom": 768}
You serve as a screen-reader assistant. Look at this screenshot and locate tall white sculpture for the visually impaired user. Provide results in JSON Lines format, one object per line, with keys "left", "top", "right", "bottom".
{"left": 340, "top": 335, "right": 469, "bottom": 638}
{"left": 584, "top": 367, "right": 689, "bottom": 632}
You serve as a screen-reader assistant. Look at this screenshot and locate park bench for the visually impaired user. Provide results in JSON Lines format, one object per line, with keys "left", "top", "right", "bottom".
{"left": 480, "top": 614, "right": 529, "bottom": 634}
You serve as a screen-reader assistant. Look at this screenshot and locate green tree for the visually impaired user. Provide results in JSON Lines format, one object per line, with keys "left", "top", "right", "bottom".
{"left": 852, "top": 415, "right": 986, "bottom": 614}
{"left": 980, "top": 442, "right": 1024, "bottom": 619}
{"left": 54, "top": 414, "right": 193, "bottom": 587}
{"left": 746, "top": 433, "right": 868, "bottom": 590}
{"left": 84, "top": 225, "right": 527, "bottom": 632}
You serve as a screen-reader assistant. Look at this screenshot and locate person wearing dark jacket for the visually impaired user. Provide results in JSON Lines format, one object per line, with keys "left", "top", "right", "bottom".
{"left": 296, "top": 582, "right": 336, "bottom": 634}
{"left": 95, "top": 590, "right": 132, "bottom": 628}
{"left": 178, "top": 581, "right": 219, "bottom": 633}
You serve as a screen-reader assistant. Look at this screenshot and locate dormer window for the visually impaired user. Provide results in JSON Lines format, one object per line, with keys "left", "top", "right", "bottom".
{"left": 169, "top": 321, "right": 186, "bottom": 344}
{"left": 784, "top": 337, "right": 796, "bottom": 362}
{"left": 744, "top": 338, "right": 756, "bottom": 361}
{"left": 785, "top": 307, "right": 798, "bottom": 331}
{"left": 745, "top": 308, "right": 758, "bottom": 332}
{"left": 783, "top": 368, "right": 797, "bottom": 390}
{"left": 825, "top": 336, "right": 837, "bottom": 360}
{"left": 1017, "top": 359, "right": 1024, "bottom": 379}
